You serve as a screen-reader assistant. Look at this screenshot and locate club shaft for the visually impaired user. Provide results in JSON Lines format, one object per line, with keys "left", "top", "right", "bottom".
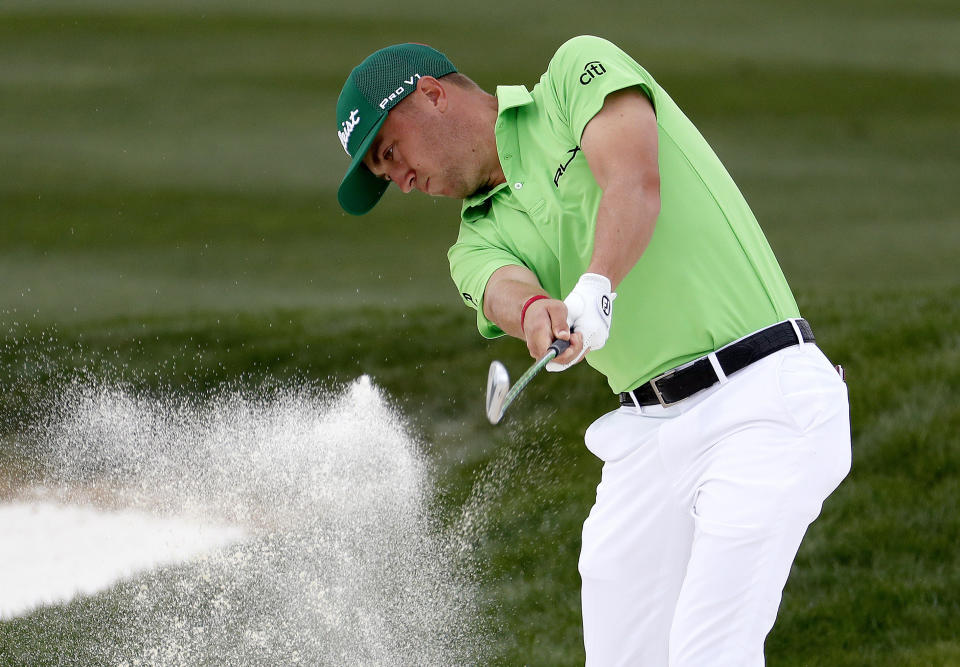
{"left": 497, "top": 339, "right": 570, "bottom": 420}
{"left": 501, "top": 349, "right": 557, "bottom": 412}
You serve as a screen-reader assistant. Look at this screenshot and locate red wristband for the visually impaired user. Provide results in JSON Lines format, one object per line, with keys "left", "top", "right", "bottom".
{"left": 520, "top": 294, "right": 549, "bottom": 333}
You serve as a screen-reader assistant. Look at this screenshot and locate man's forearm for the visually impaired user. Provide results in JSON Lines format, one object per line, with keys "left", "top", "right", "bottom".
{"left": 482, "top": 266, "right": 549, "bottom": 338}
{"left": 586, "top": 180, "right": 660, "bottom": 288}
{"left": 579, "top": 87, "right": 661, "bottom": 288}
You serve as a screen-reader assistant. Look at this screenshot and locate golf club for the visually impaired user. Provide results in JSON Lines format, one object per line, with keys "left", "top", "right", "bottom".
{"left": 485, "top": 339, "right": 571, "bottom": 424}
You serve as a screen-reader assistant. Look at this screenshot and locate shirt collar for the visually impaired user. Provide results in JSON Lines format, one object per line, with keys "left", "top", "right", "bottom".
{"left": 461, "top": 85, "right": 535, "bottom": 222}
{"left": 495, "top": 84, "right": 534, "bottom": 113}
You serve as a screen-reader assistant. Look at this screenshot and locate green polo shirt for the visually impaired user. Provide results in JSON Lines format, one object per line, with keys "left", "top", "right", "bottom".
{"left": 448, "top": 35, "right": 800, "bottom": 394}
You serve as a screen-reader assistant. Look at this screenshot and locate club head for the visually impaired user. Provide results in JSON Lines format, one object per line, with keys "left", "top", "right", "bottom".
{"left": 485, "top": 360, "right": 510, "bottom": 425}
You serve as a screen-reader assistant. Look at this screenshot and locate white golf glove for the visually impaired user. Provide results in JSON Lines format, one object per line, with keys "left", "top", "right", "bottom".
{"left": 547, "top": 273, "right": 616, "bottom": 372}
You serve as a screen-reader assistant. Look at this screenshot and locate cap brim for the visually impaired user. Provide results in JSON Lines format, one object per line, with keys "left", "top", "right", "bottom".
{"left": 337, "top": 113, "right": 389, "bottom": 216}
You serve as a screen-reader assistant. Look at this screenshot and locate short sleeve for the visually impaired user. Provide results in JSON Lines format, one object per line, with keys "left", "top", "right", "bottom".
{"left": 545, "top": 35, "right": 659, "bottom": 144}
{"left": 448, "top": 220, "right": 525, "bottom": 339}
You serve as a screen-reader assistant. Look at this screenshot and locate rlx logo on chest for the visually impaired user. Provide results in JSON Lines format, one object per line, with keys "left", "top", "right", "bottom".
{"left": 554, "top": 146, "right": 581, "bottom": 187}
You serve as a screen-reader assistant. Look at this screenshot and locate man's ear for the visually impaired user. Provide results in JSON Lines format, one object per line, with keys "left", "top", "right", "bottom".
{"left": 416, "top": 76, "right": 447, "bottom": 111}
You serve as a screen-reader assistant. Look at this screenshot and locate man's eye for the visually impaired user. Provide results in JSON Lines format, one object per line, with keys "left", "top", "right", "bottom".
{"left": 384, "top": 146, "right": 393, "bottom": 161}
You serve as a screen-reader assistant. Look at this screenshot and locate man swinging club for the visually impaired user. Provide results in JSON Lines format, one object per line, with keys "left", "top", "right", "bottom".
{"left": 335, "top": 35, "right": 851, "bottom": 666}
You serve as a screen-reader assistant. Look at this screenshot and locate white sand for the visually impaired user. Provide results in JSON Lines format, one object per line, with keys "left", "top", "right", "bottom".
{"left": 0, "top": 501, "right": 245, "bottom": 620}
{"left": 0, "top": 377, "right": 485, "bottom": 663}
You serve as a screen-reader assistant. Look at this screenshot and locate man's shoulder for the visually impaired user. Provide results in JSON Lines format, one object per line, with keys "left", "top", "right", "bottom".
{"left": 544, "top": 35, "right": 630, "bottom": 80}
{"left": 535, "top": 35, "right": 651, "bottom": 114}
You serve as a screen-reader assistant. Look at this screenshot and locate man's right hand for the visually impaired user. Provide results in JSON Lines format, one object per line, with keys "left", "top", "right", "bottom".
{"left": 482, "top": 265, "right": 584, "bottom": 367}
{"left": 521, "top": 297, "right": 585, "bottom": 368}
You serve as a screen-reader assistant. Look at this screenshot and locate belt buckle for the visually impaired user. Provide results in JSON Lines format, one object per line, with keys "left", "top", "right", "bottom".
{"left": 649, "top": 369, "right": 680, "bottom": 408}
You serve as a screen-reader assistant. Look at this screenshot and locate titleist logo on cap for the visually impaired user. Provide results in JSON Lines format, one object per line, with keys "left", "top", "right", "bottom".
{"left": 338, "top": 109, "right": 360, "bottom": 155}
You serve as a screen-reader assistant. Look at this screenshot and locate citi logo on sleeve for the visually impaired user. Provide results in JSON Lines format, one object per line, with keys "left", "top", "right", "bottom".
{"left": 579, "top": 61, "right": 607, "bottom": 85}
{"left": 338, "top": 109, "right": 360, "bottom": 155}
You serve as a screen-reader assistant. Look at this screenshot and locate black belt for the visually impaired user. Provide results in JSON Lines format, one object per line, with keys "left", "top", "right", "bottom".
{"left": 619, "top": 319, "right": 815, "bottom": 408}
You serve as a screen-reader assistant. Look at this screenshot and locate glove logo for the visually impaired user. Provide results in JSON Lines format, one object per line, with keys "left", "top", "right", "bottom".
{"left": 601, "top": 294, "right": 611, "bottom": 317}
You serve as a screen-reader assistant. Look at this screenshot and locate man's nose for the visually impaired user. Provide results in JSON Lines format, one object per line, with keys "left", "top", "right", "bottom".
{"left": 390, "top": 165, "right": 414, "bottom": 193}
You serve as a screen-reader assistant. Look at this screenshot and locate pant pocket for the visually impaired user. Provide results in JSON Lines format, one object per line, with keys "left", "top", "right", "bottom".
{"left": 584, "top": 407, "right": 662, "bottom": 463}
{"left": 777, "top": 348, "right": 849, "bottom": 434}
{"left": 776, "top": 350, "right": 852, "bottom": 496}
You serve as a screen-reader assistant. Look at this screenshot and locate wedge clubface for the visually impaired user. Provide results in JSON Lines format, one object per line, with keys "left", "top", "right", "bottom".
{"left": 485, "top": 339, "right": 571, "bottom": 424}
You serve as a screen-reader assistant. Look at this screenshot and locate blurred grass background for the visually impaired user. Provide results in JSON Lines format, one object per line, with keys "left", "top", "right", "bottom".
{"left": 1, "top": 0, "right": 958, "bottom": 664}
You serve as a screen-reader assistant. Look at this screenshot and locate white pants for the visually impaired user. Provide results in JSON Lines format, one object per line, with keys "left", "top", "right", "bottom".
{"left": 579, "top": 342, "right": 851, "bottom": 666}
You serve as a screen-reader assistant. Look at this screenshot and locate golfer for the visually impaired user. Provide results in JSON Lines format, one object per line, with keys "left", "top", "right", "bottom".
{"left": 336, "top": 35, "right": 851, "bottom": 666}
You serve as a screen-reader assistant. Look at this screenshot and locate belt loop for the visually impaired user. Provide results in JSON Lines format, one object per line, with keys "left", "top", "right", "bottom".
{"left": 789, "top": 318, "right": 805, "bottom": 346}
{"left": 627, "top": 387, "right": 642, "bottom": 411}
{"left": 707, "top": 352, "right": 728, "bottom": 384}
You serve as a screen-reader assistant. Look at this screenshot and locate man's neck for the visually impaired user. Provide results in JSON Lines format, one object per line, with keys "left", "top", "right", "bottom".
{"left": 481, "top": 91, "right": 506, "bottom": 188}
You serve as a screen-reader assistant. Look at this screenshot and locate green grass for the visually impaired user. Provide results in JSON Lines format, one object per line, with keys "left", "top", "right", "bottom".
{"left": 2, "top": 0, "right": 959, "bottom": 664}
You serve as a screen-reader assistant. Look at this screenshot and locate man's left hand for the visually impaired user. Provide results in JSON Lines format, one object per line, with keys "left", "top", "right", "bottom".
{"left": 547, "top": 273, "right": 616, "bottom": 372}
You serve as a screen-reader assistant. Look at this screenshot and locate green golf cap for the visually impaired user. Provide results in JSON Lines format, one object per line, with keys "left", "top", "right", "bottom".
{"left": 336, "top": 43, "right": 457, "bottom": 215}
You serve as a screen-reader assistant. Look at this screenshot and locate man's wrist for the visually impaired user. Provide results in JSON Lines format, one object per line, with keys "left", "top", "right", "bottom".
{"left": 520, "top": 294, "right": 550, "bottom": 333}
{"left": 577, "top": 273, "right": 613, "bottom": 294}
